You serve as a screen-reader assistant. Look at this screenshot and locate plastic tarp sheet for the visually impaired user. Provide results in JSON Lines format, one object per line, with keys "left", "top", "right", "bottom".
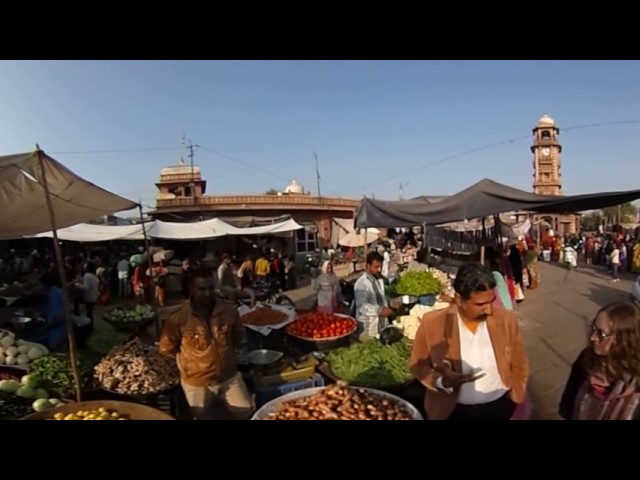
{"left": 0, "top": 150, "right": 138, "bottom": 239}
{"left": 32, "top": 223, "right": 146, "bottom": 242}
{"left": 29, "top": 217, "right": 305, "bottom": 242}
{"left": 355, "top": 178, "right": 640, "bottom": 228}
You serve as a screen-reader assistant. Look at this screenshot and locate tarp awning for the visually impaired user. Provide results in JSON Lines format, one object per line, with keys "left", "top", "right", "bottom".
{"left": 0, "top": 150, "right": 138, "bottom": 239}
{"left": 28, "top": 217, "right": 304, "bottom": 242}
{"left": 355, "top": 178, "right": 640, "bottom": 228}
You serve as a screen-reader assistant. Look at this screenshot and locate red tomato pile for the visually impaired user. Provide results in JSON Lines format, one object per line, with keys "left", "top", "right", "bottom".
{"left": 286, "top": 312, "right": 357, "bottom": 340}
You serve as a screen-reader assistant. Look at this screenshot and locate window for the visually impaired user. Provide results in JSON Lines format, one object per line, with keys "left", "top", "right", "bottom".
{"left": 541, "top": 130, "right": 551, "bottom": 140}
{"left": 296, "top": 225, "right": 318, "bottom": 253}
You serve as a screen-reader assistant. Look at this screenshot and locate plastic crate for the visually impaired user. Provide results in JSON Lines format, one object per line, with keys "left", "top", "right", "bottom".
{"left": 254, "top": 373, "right": 325, "bottom": 408}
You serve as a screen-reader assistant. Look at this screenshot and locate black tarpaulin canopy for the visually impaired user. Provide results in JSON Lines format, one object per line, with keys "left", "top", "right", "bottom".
{"left": 354, "top": 178, "right": 640, "bottom": 228}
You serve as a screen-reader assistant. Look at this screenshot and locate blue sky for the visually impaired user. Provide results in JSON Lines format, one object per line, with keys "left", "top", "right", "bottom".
{"left": 1, "top": 60, "right": 639, "bottom": 211}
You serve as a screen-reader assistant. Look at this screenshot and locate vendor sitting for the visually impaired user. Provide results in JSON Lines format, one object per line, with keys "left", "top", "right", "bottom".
{"left": 21, "top": 272, "right": 67, "bottom": 351}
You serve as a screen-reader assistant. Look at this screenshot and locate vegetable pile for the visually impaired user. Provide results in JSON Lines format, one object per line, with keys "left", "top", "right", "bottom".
{"left": 241, "top": 306, "right": 288, "bottom": 326}
{"left": 0, "top": 330, "right": 47, "bottom": 367}
{"left": 327, "top": 338, "right": 413, "bottom": 388}
{"left": 50, "top": 407, "right": 128, "bottom": 421}
{"left": 94, "top": 338, "right": 179, "bottom": 395}
{"left": 28, "top": 354, "right": 95, "bottom": 396}
{"left": 395, "top": 303, "right": 450, "bottom": 341}
{"left": 264, "top": 381, "right": 414, "bottom": 420}
{"left": 0, "top": 374, "right": 62, "bottom": 419}
{"left": 103, "top": 304, "right": 156, "bottom": 324}
{"left": 286, "top": 312, "right": 357, "bottom": 340}
{"left": 392, "top": 271, "right": 442, "bottom": 297}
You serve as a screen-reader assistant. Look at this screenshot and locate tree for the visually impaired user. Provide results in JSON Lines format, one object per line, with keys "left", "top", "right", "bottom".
{"left": 581, "top": 212, "right": 603, "bottom": 231}
{"left": 600, "top": 202, "right": 638, "bottom": 224}
{"left": 264, "top": 188, "right": 278, "bottom": 195}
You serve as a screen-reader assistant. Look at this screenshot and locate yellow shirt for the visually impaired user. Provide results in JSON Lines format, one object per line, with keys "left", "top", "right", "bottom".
{"left": 255, "top": 258, "right": 270, "bottom": 276}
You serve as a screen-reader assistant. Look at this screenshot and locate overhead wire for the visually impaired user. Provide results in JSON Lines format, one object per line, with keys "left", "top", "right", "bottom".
{"left": 359, "top": 119, "right": 640, "bottom": 191}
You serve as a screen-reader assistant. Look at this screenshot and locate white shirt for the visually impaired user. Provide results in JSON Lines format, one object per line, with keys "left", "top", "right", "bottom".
{"left": 610, "top": 248, "right": 620, "bottom": 265}
{"left": 455, "top": 314, "right": 508, "bottom": 405}
{"left": 76, "top": 273, "right": 100, "bottom": 304}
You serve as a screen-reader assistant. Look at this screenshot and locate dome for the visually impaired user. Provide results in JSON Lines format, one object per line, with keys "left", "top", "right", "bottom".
{"left": 285, "top": 179, "right": 305, "bottom": 194}
{"left": 537, "top": 113, "right": 556, "bottom": 127}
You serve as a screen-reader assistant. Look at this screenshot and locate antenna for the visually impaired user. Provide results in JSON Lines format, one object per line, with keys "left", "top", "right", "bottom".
{"left": 313, "top": 149, "right": 321, "bottom": 198}
{"left": 182, "top": 134, "right": 199, "bottom": 203}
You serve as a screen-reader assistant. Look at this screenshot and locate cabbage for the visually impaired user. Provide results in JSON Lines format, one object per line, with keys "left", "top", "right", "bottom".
{"left": 17, "top": 345, "right": 29, "bottom": 354}
{"left": 21, "top": 375, "right": 40, "bottom": 389}
{"left": 5, "top": 356, "right": 16, "bottom": 365}
{"left": 6, "top": 346, "right": 18, "bottom": 357}
{"left": 33, "top": 388, "right": 49, "bottom": 400}
{"left": 0, "top": 336, "right": 14, "bottom": 349}
{"left": 27, "top": 347, "right": 44, "bottom": 360}
{"left": 16, "top": 386, "right": 35, "bottom": 398}
{"left": 32, "top": 398, "right": 53, "bottom": 412}
{"left": 0, "top": 379, "right": 20, "bottom": 393}
{"left": 48, "top": 398, "right": 62, "bottom": 406}
{"left": 16, "top": 354, "right": 30, "bottom": 366}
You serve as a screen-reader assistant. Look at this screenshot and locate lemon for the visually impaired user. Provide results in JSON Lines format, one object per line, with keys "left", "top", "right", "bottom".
{"left": 117, "top": 418, "right": 127, "bottom": 420}
{"left": 54, "top": 412, "right": 65, "bottom": 420}
{"left": 98, "top": 407, "right": 107, "bottom": 413}
{"left": 111, "top": 412, "right": 120, "bottom": 419}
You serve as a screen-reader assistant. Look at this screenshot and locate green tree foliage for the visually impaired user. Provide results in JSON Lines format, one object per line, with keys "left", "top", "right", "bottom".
{"left": 600, "top": 202, "right": 638, "bottom": 223}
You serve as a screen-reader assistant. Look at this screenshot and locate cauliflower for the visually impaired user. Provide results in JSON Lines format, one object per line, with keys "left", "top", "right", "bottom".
{"left": 5, "top": 355, "right": 16, "bottom": 365}
{"left": 17, "top": 345, "right": 29, "bottom": 355}
{"left": 409, "top": 304, "right": 433, "bottom": 319}
{"left": 6, "top": 346, "right": 19, "bottom": 357}
{"left": 396, "top": 315, "right": 421, "bottom": 341}
{"left": 16, "top": 354, "right": 29, "bottom": 366}
{"left": 0, "top": 335, "right": 14, "bottom": 349}
{"left": 27, "top": 347, "right": 44, "bottom": 360}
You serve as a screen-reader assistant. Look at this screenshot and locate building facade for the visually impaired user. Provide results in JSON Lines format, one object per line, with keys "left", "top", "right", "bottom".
{"left": 150, "top": 163, "right": 359, "bottom": 255}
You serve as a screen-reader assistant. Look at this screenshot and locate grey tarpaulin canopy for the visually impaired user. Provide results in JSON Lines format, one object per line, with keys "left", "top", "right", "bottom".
{"left": 0, "top": 150, "right": 138, "bottom": 239}
{"left": 355, "top": 178, "right": 640, "bottom": 228}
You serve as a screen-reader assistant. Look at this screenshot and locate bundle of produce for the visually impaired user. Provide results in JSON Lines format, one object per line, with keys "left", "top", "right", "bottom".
{"left": 327, "top": 338, "right": 413, "bottom": 388}
{"left": 50, "top": 406, "right": 129, "bottom": 421}
{"left": 94, "top": 338, "right": 179, "bottom": 395}
{"left": 0, "top": 374, "right": 63, "bottom": 419}
{"left": 286, "top": 311, "right": 357, "bottom": 340}
{"left": 0, "top": 330, "right": 48, "bottom": 367}
{"left": 28, "top": 353, "right": 96, "bottom": 396}
{"left": 264, "top": 380, "right": 414, "bottom": 420}
{"left": 390, "top": 270, "right": 442, "bottom": 297}
{"left": 241, "top": 305, "right": 288, "bottom": 326}
{"left": 103, "top": 304, "right": 156, "bottom": 324}
{"left": 395, "top": 303, "right": 449, "bottom": 341}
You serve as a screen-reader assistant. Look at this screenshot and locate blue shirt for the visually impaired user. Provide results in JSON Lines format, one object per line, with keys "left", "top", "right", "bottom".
{"left": 45, "top": 286, "right": 65, "bottom": 325}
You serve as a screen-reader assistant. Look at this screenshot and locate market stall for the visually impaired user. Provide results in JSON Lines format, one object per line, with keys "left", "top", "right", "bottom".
{"left": 0, "top": 149, "right": 175, "bottom": 420}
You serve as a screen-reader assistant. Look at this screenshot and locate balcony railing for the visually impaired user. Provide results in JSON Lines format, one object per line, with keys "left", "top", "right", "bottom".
{"left": 155, "top": 194, "right": 360, "bottom": 210}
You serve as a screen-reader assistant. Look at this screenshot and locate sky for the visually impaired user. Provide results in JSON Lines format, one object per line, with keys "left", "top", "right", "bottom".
{"left": 1, "top": 60, "right": 639, "bottom": 212}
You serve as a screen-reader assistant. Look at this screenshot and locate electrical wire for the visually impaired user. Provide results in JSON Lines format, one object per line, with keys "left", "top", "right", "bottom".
{"left": 360, "top": 119, "right": 640, "bottom": 191}
{"left": 49, "top": 147, "right": 184, "bottom": 155}
{"left": 196, "top": 145, "right": 291, "bottom": 183}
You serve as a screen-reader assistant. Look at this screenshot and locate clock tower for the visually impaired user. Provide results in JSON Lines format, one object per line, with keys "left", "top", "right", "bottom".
{"left": 531, "top": 113, "right": 562, "bottom": 195}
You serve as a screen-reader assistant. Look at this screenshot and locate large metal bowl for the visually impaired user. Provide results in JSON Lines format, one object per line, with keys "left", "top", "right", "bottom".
{"left": 251, "top": 386, "right": 424, "bottom": 420}
{"left": 20, "top": 400, "right": 175, "bottom": 420}
{"left": 247, "top": 349, "right": 283, "bottom": 366}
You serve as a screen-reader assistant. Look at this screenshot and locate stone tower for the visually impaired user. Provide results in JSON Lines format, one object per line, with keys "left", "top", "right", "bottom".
{"left": 531, "top": 113, "right": 562, "bottom": 195}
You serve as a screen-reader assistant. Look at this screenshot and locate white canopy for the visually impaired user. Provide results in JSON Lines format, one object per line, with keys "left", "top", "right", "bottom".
{"left": 0, "top": 150, "right": 138, "bottom": 239}
{"left": 30, "top": 217, "right": 304, "bottom": 242}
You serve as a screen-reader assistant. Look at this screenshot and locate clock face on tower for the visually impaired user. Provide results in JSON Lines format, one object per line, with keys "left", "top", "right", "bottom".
{"left": 541, "top": 147, "right": 551, "bottom": 157}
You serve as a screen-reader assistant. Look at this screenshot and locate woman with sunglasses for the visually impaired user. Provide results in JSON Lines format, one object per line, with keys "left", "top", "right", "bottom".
{"left": 559, "top": 301, "right": 640, "bottom": 420}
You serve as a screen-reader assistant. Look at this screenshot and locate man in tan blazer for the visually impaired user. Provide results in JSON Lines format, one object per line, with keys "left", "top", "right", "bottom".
{"left": 409, "top": 262, "right": 529, "bottom": 420}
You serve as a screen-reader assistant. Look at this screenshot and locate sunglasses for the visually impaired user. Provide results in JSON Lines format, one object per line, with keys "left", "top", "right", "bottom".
{"left": 591, "top": 323, "right": 614, "bottom": 342}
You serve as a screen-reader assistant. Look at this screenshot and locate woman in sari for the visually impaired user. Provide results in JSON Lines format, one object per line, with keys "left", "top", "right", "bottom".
{"left": 559, "top": 301, "right": 640, "bottom": 420}
{"left": 316, "top": 261, "right": 343, "bottom": 313}
{"left": 486, "top": 248, "right": 514, "bottom": 311}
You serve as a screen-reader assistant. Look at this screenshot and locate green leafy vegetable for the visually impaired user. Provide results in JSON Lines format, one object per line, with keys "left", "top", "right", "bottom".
{"left": 327, "top": 338, "right": 413, "bottom": 388}
{"left": 392, "top": 271, "right": 441, "bottom": 297}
